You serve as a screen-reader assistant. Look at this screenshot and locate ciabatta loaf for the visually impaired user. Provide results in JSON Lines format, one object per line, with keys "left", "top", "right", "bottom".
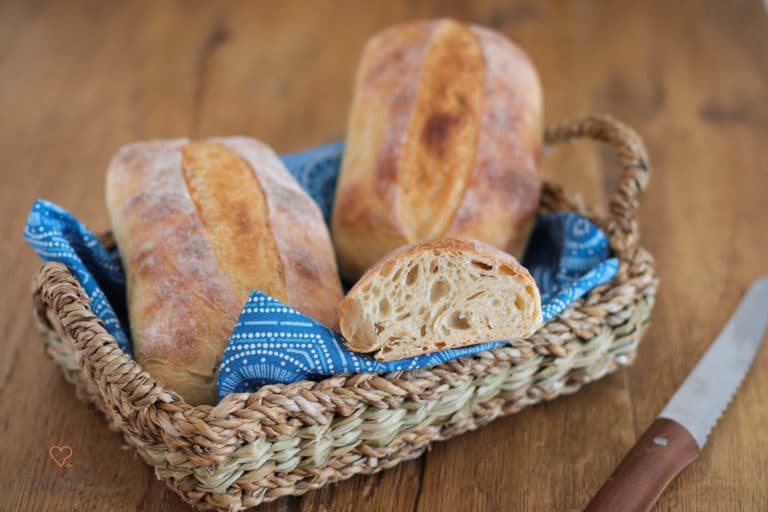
{"left": 332, "top": 19, "right": 543, "bottom": 281}
{"left": 107, "top": 137, "right": 343, "bottom": 404}
{"left": 338, "top": 239, "right": 542, "bottom": 361}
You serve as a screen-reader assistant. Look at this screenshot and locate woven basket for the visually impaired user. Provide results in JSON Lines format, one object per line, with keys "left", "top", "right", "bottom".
{"left": 32, "top": 114, "right": 656, "bottom": 511}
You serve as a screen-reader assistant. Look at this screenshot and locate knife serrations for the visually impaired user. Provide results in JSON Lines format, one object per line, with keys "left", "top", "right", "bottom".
{"left": 659, "top": 276, "right": 768, "bottom": 448}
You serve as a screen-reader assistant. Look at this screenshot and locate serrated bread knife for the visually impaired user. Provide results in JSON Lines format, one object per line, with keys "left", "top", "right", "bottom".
{"left": 585, "top": 276, "right": 768, "bottom": 512}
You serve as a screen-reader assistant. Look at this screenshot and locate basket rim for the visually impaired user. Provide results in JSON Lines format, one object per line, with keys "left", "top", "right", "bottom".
{"left": 32, "top": 237, "right": 656, "bottom": 421}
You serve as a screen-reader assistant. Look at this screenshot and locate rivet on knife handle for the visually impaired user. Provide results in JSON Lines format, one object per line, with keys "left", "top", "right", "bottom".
{"left": 584, "top": 418, "right": 700, "bottom": 512}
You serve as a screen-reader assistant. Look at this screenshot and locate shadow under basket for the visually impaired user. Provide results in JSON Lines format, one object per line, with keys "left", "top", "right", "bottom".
{"left": 32, "top": 114, "right": 657, "bottom": 511}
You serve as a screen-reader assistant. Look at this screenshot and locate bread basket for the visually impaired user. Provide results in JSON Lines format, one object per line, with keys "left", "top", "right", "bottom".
{"left": 31, "top": 114, "right": 656, "bottom": 511}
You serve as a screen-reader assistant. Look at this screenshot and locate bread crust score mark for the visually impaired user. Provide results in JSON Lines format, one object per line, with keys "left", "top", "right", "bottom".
{"left": 399, "top": 19, "right": 484, "bottom": 242}
{"left": 181, "top": 141, "right": 287, "bottom": 305}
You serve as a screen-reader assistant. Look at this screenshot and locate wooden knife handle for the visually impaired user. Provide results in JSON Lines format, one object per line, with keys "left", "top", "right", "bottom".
{"left": 584, "top": 418, "right": 701, "bottom": 512}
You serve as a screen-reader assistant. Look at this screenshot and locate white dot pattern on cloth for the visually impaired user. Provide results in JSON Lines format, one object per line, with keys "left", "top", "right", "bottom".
{"left": 23, "top": 142, "right": 619, "bottom": 402}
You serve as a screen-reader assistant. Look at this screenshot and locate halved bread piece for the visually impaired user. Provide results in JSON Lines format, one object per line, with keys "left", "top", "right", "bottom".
{"left": 339, "top": 239, "right": 543, "bottom": 361}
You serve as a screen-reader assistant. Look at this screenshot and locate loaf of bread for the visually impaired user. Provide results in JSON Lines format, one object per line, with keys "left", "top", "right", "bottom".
{"left": 332, "top": 18, "right": 543, "bottom": 281}
{"left": 338, "top": 239, "right": 542, "bottom": 361}
{"left": 106, "top": 137, "right": 344, "bottom": 404}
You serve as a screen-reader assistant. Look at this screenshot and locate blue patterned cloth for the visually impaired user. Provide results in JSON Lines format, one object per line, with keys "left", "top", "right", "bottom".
{"left": 24, "top": 141, "right": 619, "bottom": 402}
{"left": 25, "top": 200, "right": 132, "bottom": 356}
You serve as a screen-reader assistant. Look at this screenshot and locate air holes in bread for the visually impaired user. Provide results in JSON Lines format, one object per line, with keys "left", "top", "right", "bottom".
{"left": 430, "top": 280, "right": 450, "bottom": 303}
{"left": 379, "top": 297, "right": 391, "bottom": 316}
{"left": 405, "top": 265, "right": 419, "bottom": 286}
{"left": 449, "top": 311, "right": 471, "bottom": 329}
{"left": 379, "top": 261, "right": 396, "bottom": 278}
{"left": 471, "top": 260, "right": 493, "bottom": 271}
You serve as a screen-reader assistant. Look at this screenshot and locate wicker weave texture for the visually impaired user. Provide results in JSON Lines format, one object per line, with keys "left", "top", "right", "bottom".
{"left": 32, "top": 115, "right": 657, "bottom": 511}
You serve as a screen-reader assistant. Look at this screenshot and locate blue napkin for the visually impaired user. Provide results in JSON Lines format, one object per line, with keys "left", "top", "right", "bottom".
{"left": 25, "top": 200, "right": 132, "bottom": 357}
{"left": 24, "top": 142, "right": 618, "bottom": 402}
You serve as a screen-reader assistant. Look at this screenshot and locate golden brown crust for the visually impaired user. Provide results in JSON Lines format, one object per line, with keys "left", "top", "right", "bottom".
{"left": 216, "top": 137, "right": 344, "bottom": 330}
{"left": 182, "top": 141, "right": 287, "bottom": 305}
{"left": 400, "top": 20, "right": 484, "bottom": 241}
{"left": 332, "top": 19, "right": 542, "bottom": 281}
{"left": 107, "top": 137, "right": 343, "bottom": 404}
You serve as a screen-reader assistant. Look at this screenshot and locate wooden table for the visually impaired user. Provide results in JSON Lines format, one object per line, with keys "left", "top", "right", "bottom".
{"left": 2, "top": 1, "right": 767, "bottom": 510}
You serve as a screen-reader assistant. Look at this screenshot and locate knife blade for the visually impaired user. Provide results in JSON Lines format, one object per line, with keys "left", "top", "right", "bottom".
{"left": 585, "top": 276, "right": 768, "bottom": 512}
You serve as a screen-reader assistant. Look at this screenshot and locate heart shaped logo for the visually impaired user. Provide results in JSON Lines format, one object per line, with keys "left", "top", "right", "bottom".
{"left": 49, "top": 445, "right": 73, "bottom": 468}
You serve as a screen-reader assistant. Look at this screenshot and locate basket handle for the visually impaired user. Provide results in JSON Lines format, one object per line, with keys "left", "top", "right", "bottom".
{"left": 544, "top": 114, "right": 650, "bottom": 257}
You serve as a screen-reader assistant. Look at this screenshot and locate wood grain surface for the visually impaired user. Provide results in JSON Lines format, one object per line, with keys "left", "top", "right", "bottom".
{"left": 1, "top": 1, "right": 767, "bottom": 511}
